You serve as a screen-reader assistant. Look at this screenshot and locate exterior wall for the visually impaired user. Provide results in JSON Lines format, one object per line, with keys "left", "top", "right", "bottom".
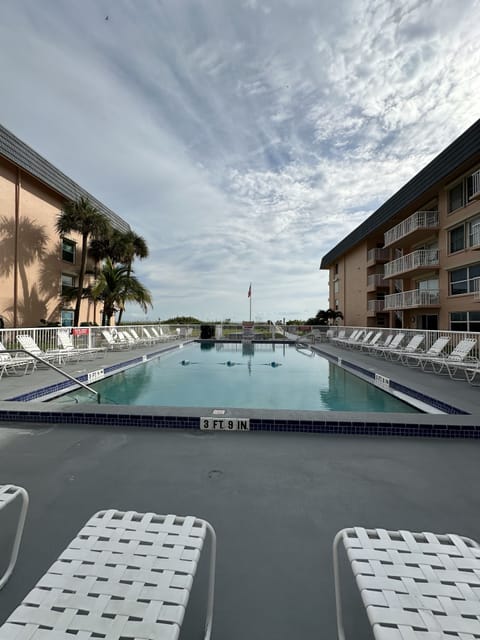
{"left": 329, "top": 242, "right": 368, "bottom": 326}
{"left": 0, "top": 156, "right": 97, "bottom": 328}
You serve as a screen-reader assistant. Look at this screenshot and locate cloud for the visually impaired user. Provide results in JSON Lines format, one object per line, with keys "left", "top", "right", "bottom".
{"left": 0, "top": 0, "right": 479, "bottom": 321}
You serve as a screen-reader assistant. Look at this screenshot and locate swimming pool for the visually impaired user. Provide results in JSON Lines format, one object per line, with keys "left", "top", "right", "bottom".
{"left": 57, "top": 342, "right": 420, "bottom": 413}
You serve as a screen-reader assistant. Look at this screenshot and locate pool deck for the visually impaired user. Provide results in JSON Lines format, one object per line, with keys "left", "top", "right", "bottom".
{"left": 1, "top": 424, "right": 480, "bottom": 639}
{"left": 0, "top": 339, "right": 480, "bottom": 638}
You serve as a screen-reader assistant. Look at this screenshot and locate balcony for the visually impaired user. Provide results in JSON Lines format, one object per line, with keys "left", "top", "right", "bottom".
{"left": 384, "top": 249, "right": 439, "bottom": 279}
{"left": 474, "top": 278, "right": 480, "bottom": 302}
{"left": 383, "top": 289, "right": 440, "bottom": 310}
{"left": 367, "top": 300, "right": 385, "bottom": 316}
{"left": 384, "top": 210, "right": 439, "bottom": 248}
{"left": 367, "top": 247, "right": 390, "bottom": 265}
{"left": 367, "top": 273, "right": 389, "bottom": 292}
{"left": 471, "top": 226, "right": 480, "bottom": 250}
{"left": 469, "top": 169, "right": 480, "bottom": 200}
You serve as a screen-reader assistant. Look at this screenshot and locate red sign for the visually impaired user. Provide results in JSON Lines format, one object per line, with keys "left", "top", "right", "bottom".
{"left": 72, "top": 328, "right": 90, "bottom": 336}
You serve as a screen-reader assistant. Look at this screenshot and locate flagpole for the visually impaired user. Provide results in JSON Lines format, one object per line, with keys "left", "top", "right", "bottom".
{"left": 249, "top": 289, "right": 252, "bottom": 322}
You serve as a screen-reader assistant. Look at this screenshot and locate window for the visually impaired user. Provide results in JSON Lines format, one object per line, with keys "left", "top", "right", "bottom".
{"left": 334, "top": 263, "right": 338, "bottom": 275}
{"left": 334, "top": 281, "right": 339, "bottom": 294}
{"left": 61, "top": 309, "right": 74, "bottom": 327}
{"left": 449, "top": 264, "right": 480, "bottom": 295}
{"left": 450, "top": 311, "right": 480, "bottom": 332}
{"left": 61, "top": 273, "right": 75, "bottom": 296}
{"left": 449, "top": 226, "right": 465, "bottom": 253}
{"left": 448, "top": 182, "right": 464, "bottom": 212}
{"left": 62, "top": 239, "right": 76, "bottom": 263}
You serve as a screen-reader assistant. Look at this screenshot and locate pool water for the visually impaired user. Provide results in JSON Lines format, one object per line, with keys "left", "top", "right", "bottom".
{"left": 60, "top": 342, "right": 420, "bottom": 412}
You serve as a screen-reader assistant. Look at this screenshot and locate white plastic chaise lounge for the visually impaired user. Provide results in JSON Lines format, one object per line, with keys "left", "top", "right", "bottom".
{"left": 0, "top": 485, "right": 29, "bottom": 590}
{"left": 401, "top": 335, "right": 451, "bottom": 367}
{"left": 17, "top": 334, "right": 66, "bottom": 365}
{"left": 101, "top": 330, "right": 130, "bottom": 350}
{"left": 333, "top": 526, "right": 480, "bottom": 640}
{"left": 0, "top": 342, "right": 35, "bottom": 377}
{"left": 420, "top": 337, "right": 477, "bottom": 374}
{"left": 150, "top": 327, "right": 170, "bottom": 342}
{"left": 358, "top": 331, "right": 383, "bottom": 351}
{"left": 143, "top": 327, "right": 160, "bottom": 343}
{"left": 0, "top": 510, "right": 216, "bottom": 640}
{"left": 129, "top": 328, "right": 148, "bottom": 345}
{"left": 370, "top": 332, "right": 405, "bottom": 358}
{"left": 384, "top": 333, "right": 425, "bottom": 361}
{"left": 332, "top": 329, "right": 362, "bottom": 347}
{"left": 57, "top": 330, "right": 106, "bottom": 361}
{"left": 345, "top": 330, "right": 374, "bottom": 349}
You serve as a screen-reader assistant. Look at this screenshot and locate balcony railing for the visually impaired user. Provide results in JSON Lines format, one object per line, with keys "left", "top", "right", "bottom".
{"left": 470, "top": 226, "right": 480, "bottom": 249}
{"left": 384, "top": 210, "right": 439, "bottom": 247}
{"left": 474, "top": 278, "right": 480, "bottom": 301}
{"left": 367, "top": 273, "right": 389, "bottom": 289}
{"left": 367, "top": 300, "right": 385, "bottom": 314}
{"left": 384, "top": 289, "right": 440, "bottom": 310}
{"left": 384, "top": 249, "right": 439, "bottom": 278}
{"left": 367, "top": 248, "right": 390, "bottom": 263}
{"left": 470, "top": 170, "right": 480, "bottom": 200}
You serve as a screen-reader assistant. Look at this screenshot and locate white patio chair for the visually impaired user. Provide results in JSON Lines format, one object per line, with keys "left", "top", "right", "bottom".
{"left": 401, "top": 335, "right": 451, "bottom": 367}
{"left": 384, "top": 333, "right": 425, "bottom": 361}
{"left": 370, "top": 332, "right": 405, "bottom": 357}
{"left": 0, "top": 485, "right": 29, "bottom": 590}
{"left": 422, "top": 338, "right": 477, "bottom": 374}
{"left": 57, "top": 330, "right": 106, "bottom": 361}
{"left": 334, "top": 526, "right": 480, "bottom": 640}
{"left": 17, "top": 334, "right": 66, "bottom": 365}
{"left": 101, "top": 330, "right": 130, "bottom": 350}
{"left": 0, "top": 342, "right": 35, "bottom": 377}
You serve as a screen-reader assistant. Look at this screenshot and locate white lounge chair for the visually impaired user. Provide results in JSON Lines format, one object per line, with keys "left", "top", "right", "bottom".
{"left": 0, "top": 485, "right": 29, "bottom": 590}
{"left": 57, "top": 330, "right": 105, "bottom": 361}
{"left": 17, "top": 334, "right": 66, "bottom": 365}
{"left": 370, "top": 332, "right": 405, "bottom": 357}
{"left": 0, "top": 342, "right": 35, "bottom": 377}
{"left": 150, "top": 327, "right": 169, "bottom": 342}
{"left": 101, "top": 330, "right": 130, "bottom": 350}
{"left": 422, "top": 337, "right": 477, "bottom": 374}
{"left": 0, "top": 509, "right": 216, "bottom": 640}
{"left": 129, "top": 328, "right": 148, "bottom": 345}
{"left": 384, "top": 333, "right": 425, "bottom": 361}
{"left": 359, "top": 331, "right": 383, "bottom": 351}
{"left": 334, "top": 526, "right": 480, "bottom": 640}
{"left": 143, "top": 327, "right": 159, "bottom": 343}
{"left": 401, "top": 335, "right": 451, "bottom": 367}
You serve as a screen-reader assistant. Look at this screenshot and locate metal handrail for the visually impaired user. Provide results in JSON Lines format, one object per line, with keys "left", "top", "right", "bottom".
{"left": 6, "top": 349, "right": 100, "bottom": 403}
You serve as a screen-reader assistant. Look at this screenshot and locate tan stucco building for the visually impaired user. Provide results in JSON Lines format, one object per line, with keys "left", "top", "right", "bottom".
{"left": 321, "top": 120, "right": 480, "bottom": 332}
{"left": 0, "top": 124, "right": 130, "bottom": 328}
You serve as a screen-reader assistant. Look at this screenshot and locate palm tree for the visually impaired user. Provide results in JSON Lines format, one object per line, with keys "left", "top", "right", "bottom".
{"left": 92, "top": 258, "right": 152, "bottom": 325}
{"left": 56, "top": 197, "right": 111, "bottom": 326}
{"left": 113, "top": 230, "right": 149, "bottom": 324}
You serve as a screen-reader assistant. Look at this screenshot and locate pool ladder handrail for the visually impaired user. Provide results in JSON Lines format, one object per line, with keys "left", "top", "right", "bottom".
{"left": 6, "top": 349, "right": 100, "bottom": 403}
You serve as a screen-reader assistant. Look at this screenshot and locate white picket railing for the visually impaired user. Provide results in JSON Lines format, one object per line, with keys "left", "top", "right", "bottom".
{"left": 367, "top": 300, "right": 385, "bottom": 313}
{"left": 367, "top": 273, "right": 389, "bottom": 288}
{"left": 384, "top": 249, "right": 439, "bottom": 278}
{"left": 470, "top": 169, "right": 480, "bottom": 200}
{"left": 384, "top": 210, "right": 439, "bottom": 247}
{"left": 367, "top": 248, "right": 390, "bottom": 263}
{"left": 383, "top": 289, "right": 440, "bottom": 310}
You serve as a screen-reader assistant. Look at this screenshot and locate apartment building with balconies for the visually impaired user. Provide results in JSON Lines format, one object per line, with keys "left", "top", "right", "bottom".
{"left": 0, "top": 124, "right": 130, "bottom": 328}
{"left": 320, "top": 119, "right": 480, "bottom": 332}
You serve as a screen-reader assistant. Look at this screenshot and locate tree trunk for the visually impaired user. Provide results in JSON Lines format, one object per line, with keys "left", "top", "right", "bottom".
{"left": 74, "top": 233, "right": 89, "bottom": 326}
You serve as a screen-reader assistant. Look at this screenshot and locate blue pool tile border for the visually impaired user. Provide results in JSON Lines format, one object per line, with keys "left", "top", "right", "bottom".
{"left": 0, "top": 408, "right": 479, "bottom": 438}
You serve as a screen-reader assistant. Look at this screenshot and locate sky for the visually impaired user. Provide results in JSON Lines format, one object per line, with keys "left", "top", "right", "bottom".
{"left": 1, "top": 0, "right": 480, "bottom": 323}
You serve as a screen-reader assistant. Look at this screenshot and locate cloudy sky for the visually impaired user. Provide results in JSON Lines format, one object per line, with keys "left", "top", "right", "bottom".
{"left": 1, "top": 0, "right": 479, "bottom": 322}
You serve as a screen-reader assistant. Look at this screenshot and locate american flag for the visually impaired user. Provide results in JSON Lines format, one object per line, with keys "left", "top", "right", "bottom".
{"left": 247, "top": 283, "right": 252, "bottom": 298}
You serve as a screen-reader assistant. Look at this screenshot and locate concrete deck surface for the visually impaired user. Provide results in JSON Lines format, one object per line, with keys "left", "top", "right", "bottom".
{"left": 1, "top": 424, "right": 480, "bottom": 639}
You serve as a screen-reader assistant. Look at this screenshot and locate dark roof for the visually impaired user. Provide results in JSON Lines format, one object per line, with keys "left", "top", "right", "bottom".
{"left": 0, "top": 123, "right": 130, "bottom": 233}
{"left": 320, "top": 119, "right": 480, "bottom": 268}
